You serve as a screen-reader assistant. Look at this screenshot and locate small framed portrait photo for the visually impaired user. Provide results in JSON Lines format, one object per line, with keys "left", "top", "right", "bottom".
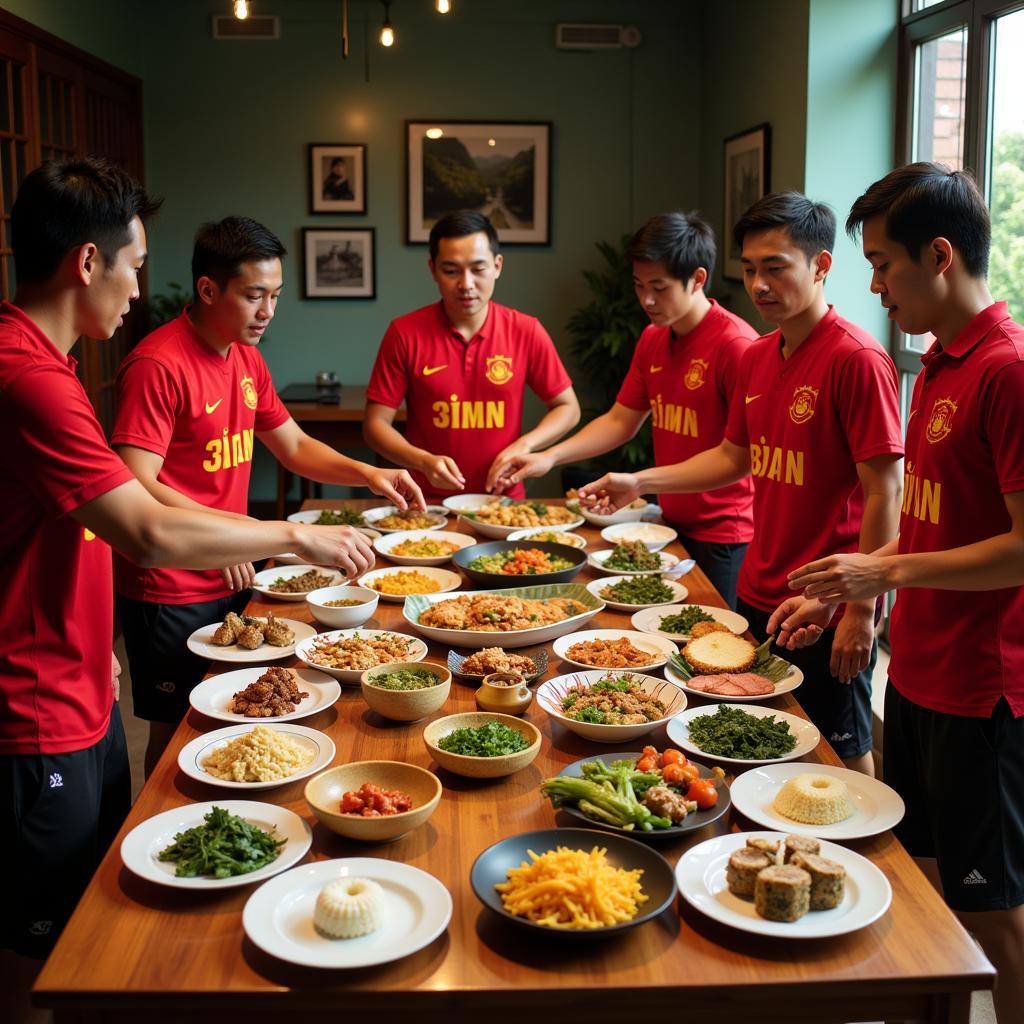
{"left": 723, "top": 123, "right": 771, "bottom": 280}
{"left": 309, "top": 143, "right": 366, "bottom": 214}
{"left": 303, "top": 228, "right": 375, "bottom": 300}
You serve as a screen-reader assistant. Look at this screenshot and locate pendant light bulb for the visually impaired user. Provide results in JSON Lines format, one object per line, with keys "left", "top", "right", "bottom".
{"left": 233, "top": 0, "right": 249, "bottom": 19}
{"left": 435, "top": 0, "right": 451, "bottom": 13}
{"left": 379, "top": 1, "right": 395, "bottom": 46}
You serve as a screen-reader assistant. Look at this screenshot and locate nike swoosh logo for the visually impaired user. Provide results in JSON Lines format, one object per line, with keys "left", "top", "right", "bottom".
{"left": 745, "top": 394, "right": 763, "bottom": 405}
{"left": 649, "top": 365, "right": 663, "bottom": 374}
{"left": 205, "top": 399, "right": 223, "bottom": 414}
{"left": 422, "top": 364, "right": 448, "bottom": 377}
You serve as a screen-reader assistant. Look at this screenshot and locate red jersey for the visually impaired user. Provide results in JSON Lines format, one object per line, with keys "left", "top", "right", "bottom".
{"left": 366, "top": 301, "right": 572, "bottom": 499}
{"left": 725, "top": 307, "right": 903, "bottom": 613}
{"left": 0, "top": 303, "right": 135, "bottom": 755}
{"left": 617, "top": 300, "right": 757, "bottom": 542}
{"left": 888, "top": 303, "right": 1024, "bottom": 717}
{"left": 111, "top": 311, "right": 290, "bottom": 604}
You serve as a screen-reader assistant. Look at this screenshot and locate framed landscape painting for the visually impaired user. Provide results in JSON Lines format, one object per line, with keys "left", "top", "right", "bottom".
{"left": 406, "top": 120, "right": 551, "bottom": 244}
{"left": 303, "top": 228, "right": 375, "bottom": 299}
{"left": 723, "top": 123, "right": 771, "bottom": 280}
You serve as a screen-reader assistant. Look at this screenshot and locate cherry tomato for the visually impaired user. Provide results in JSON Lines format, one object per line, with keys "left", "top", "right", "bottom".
{"left": 661, "top": 763, "right": 689, "bottom": 785}
{"left": 687, "top": 777, "right": 718, "bottom": 810}
{"left": 641, "top": 745, "right": 658, "bottom": 757}
{"left": 636, "top": 755, "right": 659, "bottom": 772}
{"left": 662, "top": 748, "right": 688, "bottom": 766}
{"left": 679, "top": 763, "right": 701, "bottom": 784}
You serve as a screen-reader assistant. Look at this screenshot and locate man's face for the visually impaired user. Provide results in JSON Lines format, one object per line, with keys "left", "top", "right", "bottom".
{"left": 741, "top": 227, "right": 827, "bottom": 326}
{"left": 632, "top": 260, "right": 698, "bottom": 329}
{"left": 429, "top": 232, "right": 502, "bottom": 323}
{"left": 861, "top": 215, "right": 937, "bottom": 337}
{"left": 84, "top": 215, "right": 147, "bottom": 340}
{"left": 199, "top": 258, "right": 283, "bottom": 347}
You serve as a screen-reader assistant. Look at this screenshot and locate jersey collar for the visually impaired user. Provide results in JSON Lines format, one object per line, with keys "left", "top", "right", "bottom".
{"left": 922, "top": 301, "right": 1011, "bottom": 365}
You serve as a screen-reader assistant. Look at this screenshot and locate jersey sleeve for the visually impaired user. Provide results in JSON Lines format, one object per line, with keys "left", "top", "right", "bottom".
{"left": 724, "top": 348, "right": 754, "bottom": 448}
{"left": 110, "top": 356, "right": 183, "bottom": 458}
{"left": 983, "top": 360, "right": 1024, "bottom": 493}
{"left": 836, "top": 348, "right": 905, "bottom": 462}
{"left": 365, "top": 322, "right": 410, "bottom": 409}
{"left": 5, "top": 365, "right": 134, "bottom": 515}
{"left": 524, "top": 319, "right": 573, "bottom": 402}
{"left": 615, "top": 332, "right": 651, "bottom": 411}
{"left": 252, "top": 351, "right": 290, "bottom": 432}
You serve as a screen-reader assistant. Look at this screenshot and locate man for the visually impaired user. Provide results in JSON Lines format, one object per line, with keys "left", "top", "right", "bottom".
{"left": 364, "top": 210, "right": 580, "bottom": 498}
{"left": 112, "top": 217, "right": 424, "bottom": 773}
{"left": 579, "top": 192, "right": 904, "bottom": 775}
{"left": 0, "top": 159, "right": 371, "bottom": 1022}
{"left": 491, "top": 211, "right": 757, "bottom": 608}
{"left": 769, "top": 163, "right": 1024, "bottom": 1024}
{"left": 322, "top": 157, "right": 353, "bottom": 201}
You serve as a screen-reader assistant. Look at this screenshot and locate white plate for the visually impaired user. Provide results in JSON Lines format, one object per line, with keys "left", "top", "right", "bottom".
{"left": 188, "top": 666, "right": 341, "bottom": 724}
{"left": 373, "top": 529, "right": 477, "bottom": 566}
{"left": 551, "top": 628, "right": 678, "bottom": 672}
{"left": 252, "top": 565, "right": 346, "bottom": 601}
{"left": 506, "top": 526, "right": 587, "bottom": 549}
{"left": 178, "top": 723, "right": 336, "bottom": 790}
{"left": 286, "top": 508, "right": 379, "bottom": 532}
{"left": 457, "top": 510, "right": 586, "bottom": 540}
{"left": 729, "top": 763, "right": 906, "bottom": 839}
{"left": 631, "top": 603, "right": 749, "bottom": 641}
{"left": 295, "top": 628, "right": 429, "bottom": 684}
{"left": 359, "top": 565, "right": 462, "bottom": 601}
{"left": 186, "top": 618, "right": 318, "bottom": 663}
{"left": 120, "top": 800, "right": 312, "bottom": 890}
{"left": 363, "top": 506, "right": 448, "bottom": 533}
{"left": 586, "top": 575, "right": 688, "bottom": 611}
{"left": 403, "top": 583, "right": 603, "bottom": 649}
{"left": 441, "top": 493, "right": 494, "bottom": 513}
{"left": 676, "top": 830, "right": 892, "bottom": 938}
{"left": 663, "top": 658, "right": 805, "bottom": 703}
{"left": 666, "top": 704, "right": 820, "bottom": 766}
{"left": 600, "top": 522, "right": 678, "bottom": 551}
{"left": 243, "top": 857, "right": 452, "bottom": 968}
{"left": 588, "top": 549, "right": 680, "bottom": 576}
{"left": 566, "top": 499, "right": 653, "bottom": 526}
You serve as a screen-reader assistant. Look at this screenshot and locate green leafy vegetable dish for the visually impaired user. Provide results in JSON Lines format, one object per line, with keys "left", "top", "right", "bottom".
{"left": 658, "top": 605, "right": 715, "bottom": 633}
{"left": 603, "top": 540, "right": 662, "bottom": 572}
{"left": 685, "top": 705, "right": 797, "bottom": 760}
{"left": 467, "top": 548, "right": 574, "bottom": 575}
{"left": 560, "top": 674, "right": 666, "bottom": 725}
{"left": 600, "top": 574, "right": 674, "bottom": 605}
{"left": 315, "top": 506, "right": 366, "bottom": 526}
{"left": 157, "top": 805, "right": 285, "bottom": 878}
{"left": 436, "top": 721, "right": 531, "bottom": 757}
{"left": 368, "top": 668, "right": 442, "bottom": 691}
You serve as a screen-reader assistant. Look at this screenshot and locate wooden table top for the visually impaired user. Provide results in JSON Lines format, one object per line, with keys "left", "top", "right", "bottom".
{"left": 35, "top": 500, "right": 994, "bottom": 1024}
{"left": 283, "top": 384, "right": 406, "bottom": 423}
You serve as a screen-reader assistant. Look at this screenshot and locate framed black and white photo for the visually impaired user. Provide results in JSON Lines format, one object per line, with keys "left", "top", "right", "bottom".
{"left": 309, "top": 143, "right": 366, "bottom": 214}
{"left": 303, "top": 228, "right": 375, "bottom": 299}
{"left": 406, "top": 120, "right": 551, "bottom": 245}
{"left": 723, "top": 123, "right": 771, "bottom": 280}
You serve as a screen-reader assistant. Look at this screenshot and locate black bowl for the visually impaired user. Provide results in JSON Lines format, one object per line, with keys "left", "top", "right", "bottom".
{"left": 470, "top": 827, "right": 677, "bottom": 937}
{"left": 453, "top": 540, "right": 587, "bottom": 588}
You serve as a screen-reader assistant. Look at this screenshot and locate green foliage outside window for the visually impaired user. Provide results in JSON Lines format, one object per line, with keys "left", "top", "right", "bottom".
{"left": 989, "top": 131, "right": 1024, "bottom": 323}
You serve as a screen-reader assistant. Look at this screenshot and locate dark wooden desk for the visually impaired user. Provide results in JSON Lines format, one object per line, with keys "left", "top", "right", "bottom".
{"left": 278, "top": 385, "right": 406, "bottom": 518}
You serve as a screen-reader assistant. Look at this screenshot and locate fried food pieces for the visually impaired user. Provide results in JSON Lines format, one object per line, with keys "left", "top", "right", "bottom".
{"left": 229, "top": 666, "right": 310, "bottom": 717}
{"left": 210, "top": 611, "right": 295, "bottom": 651}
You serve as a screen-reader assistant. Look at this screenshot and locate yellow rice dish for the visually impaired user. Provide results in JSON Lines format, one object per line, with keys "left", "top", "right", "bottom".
{"left": 368, "top": 570, "right": 442, "bottom": 595}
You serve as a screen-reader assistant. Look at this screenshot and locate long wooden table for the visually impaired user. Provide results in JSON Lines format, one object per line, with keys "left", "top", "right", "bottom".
{"left": 35, "top": 500, "right": 994, "bottom": 1023}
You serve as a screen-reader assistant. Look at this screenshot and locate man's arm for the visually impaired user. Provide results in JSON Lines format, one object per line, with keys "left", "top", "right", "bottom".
{"left": 362, "top": 401, "right": 465, "bottom": 492}
{"left": 260, "top": 416, "right": 425, "bottom": 509}
{"left": 489, "top": 402, "right": 649, "bottom": 493}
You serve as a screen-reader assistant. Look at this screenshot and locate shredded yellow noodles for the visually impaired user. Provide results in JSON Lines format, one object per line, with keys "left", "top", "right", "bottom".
{"left": 495, "top": 845, "right": 648, "bottom": 929}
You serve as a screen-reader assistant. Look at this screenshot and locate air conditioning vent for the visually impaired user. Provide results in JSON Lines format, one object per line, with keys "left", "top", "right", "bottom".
{"left": 211, "top": 14, "right": 280, "bottom": 40}
{"left": 555, "top": 23, "right": 640, "bottom": 50}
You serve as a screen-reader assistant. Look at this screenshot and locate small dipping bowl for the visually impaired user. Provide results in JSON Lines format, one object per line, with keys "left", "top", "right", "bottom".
{"left": 476, "top": 671, "right": 533, "bottom": 715}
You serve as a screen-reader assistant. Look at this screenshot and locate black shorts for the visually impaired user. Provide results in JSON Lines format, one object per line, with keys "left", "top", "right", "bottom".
{"left": 0, "top": 708, "right": 130, "bottom": 958}
{"left": 738, "top": 599, "right": 875, "bottom": 759}
{"left": 117, "top": 591, "right": 251, "bottom": 723}
{"left": 672, "top": 532, "right": 748, "bottom": 611}
{"left": 884, "top": 686, "right": 1024, "bottom": 912}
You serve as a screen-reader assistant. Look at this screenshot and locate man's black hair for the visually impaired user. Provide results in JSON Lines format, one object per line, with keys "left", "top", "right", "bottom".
{"left": 11, "top": 157, "right": 161, "bottom": 285}
{"left": 627, "top": 211, "right": 716, "bottom": 290}
{"left": 732, "top": 191, "right": 836, "bottom": 263}
{"left": 846, "top": 161, "right": 990, "bottom": 277}
{"left": 428, "top": 210, "right": 500, "bottom": 262}
{"left": 192, "top": 216, "right": 286, "bottom": 291}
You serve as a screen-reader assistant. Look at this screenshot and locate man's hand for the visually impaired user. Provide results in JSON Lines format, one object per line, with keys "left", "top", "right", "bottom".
{"left": 220, "top": 562, "right": 256, "bottom": 591}
{"left": 788, "top": 552, "right": 894, "bottom": 602}
{"left": 577, "top": 472, "right": 642, "bottom": 511}
{"left": 111, "top": 651, "right": 122, "bottom": 701}
{"left": 486, "top": 443, "right": 546, "bottom": 494}
{"left": 766, "top": 596, "right": 836, "bottom": 650}
{"left": 363, "top": 467, "right": 426, "bottom": 511}
{"left": 830, "top": 604, "right": 875, "bottom": 683}
{"left": 418, "top": 454, "right": 465, "bottom": 492}
{"left": 294, "top": 524, "right": 374, "bottom": 578}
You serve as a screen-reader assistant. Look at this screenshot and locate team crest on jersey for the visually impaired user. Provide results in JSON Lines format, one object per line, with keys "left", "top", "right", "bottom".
{"left": 789, "top": 385, "right": 819, "bottom": 424}
{"left": 925, "top": 397, "right": 957, "bottom": 443}
{"left": 684, "top": 358, "right": 708, "bottom": 390}
{"left": 485, "top": 355, "right": 514, "bottom": 386}
{"left": 240, "top": 375, "right": 258, "bottom": 410}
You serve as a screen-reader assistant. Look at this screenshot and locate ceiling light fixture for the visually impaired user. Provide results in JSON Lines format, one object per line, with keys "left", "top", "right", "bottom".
{"left": 379, "top": 1, "right": 395, "bottom": 47}
{"left": 435, "top": 0, "right": 451, "bottom": 13}
{"left": 232, "top": 0, "right": 249, "bottom": 19}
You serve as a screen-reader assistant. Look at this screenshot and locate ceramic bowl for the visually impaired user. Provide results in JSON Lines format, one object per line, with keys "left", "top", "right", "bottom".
{"left": 422, "top": 712, "right": 542, "bottom": 779}
{"left": 360, "top": 661, "right": 452, "bottom": 722}
{"left": 306, "top": 585, "right": 379, "bottom": 628}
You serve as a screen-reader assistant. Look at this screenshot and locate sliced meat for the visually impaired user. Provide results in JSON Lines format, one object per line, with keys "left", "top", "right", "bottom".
{"left": 687, "top": 672, "right": 774, "bottom": 696}
{"left": 730, "top": 673, "right": 775, "bottom": 695}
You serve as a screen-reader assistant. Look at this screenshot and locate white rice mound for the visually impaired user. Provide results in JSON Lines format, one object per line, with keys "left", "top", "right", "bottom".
{"left": 773, "top": 773, "right": 854, "bottom": 825}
